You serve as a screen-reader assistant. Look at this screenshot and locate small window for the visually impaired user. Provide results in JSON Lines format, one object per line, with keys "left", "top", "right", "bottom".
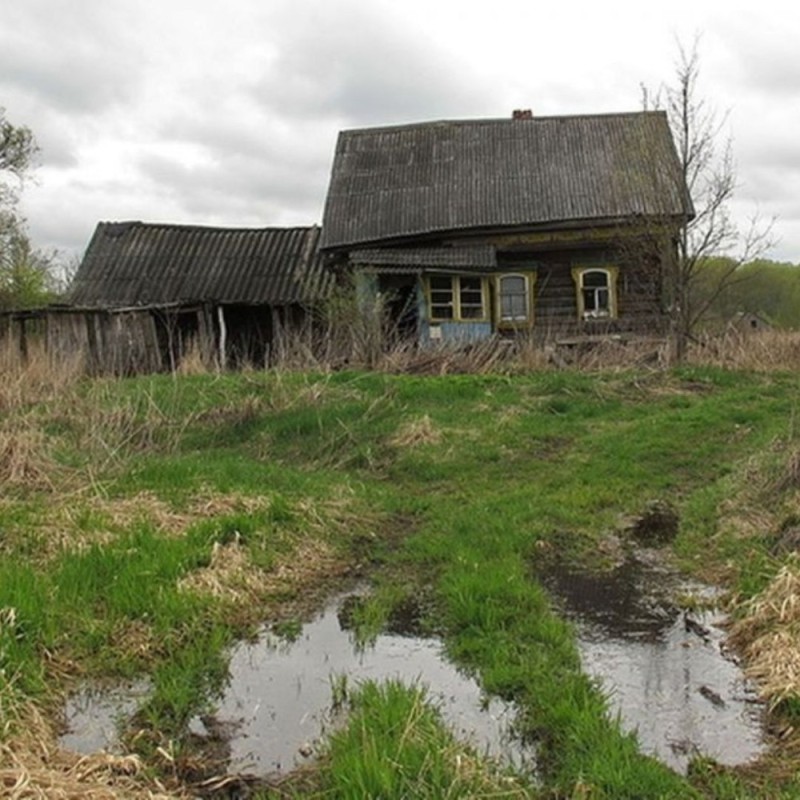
{"left": 499, "top": 275, "right": 528, "bottom": 322}
{"left": 572, "top": 267, "right": 618, "bottom": 320}
{"left": 427, "top": 276, "right": 487, "bottom": 322}
{"left": 496, "top": 273, "right": 534, "bottom": 328}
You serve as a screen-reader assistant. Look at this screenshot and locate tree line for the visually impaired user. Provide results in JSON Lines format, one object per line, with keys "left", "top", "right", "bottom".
{"left": 694, "top": 257, "right": 800, "bottom": 331}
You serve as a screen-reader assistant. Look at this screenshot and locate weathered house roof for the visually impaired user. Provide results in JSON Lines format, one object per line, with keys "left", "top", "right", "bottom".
{"left": 69, "top": 222, "right": 332, "bottom": 308}
{"left": 349, "top": 245, "right": 497, "bottom": 273}
{"left": 320, "top": 111, "right": 692, "bottom": 251}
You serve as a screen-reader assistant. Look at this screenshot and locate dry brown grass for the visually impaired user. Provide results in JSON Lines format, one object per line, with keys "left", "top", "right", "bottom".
{"left": 178, "top": 537, "right": 348, "bottom": 612}
{"left": 175, "top": 341, "right": 217, "bottom": 376}
{"left": 7, "top": 324, "right": 800, "bottom": 384}
{"left": 541, "top": 336, "right": 669, "bottom": 372}
{"left": 705, "top": 433, "right": 800, "bottom": 546}
{"left": 688, "top": 330, "right": 800, "bottom": 371}
{"left": 389, "top": 415, "right": 442, "bottom": 448}
{"left": 312, "top": 327, "right": 800, "bottom": 374}
{"left": 729, "top": 562, "right": 800, "bottom": 708}
{"left": 0, "top": 354, "right": 202, "bottom": 497}
{"left": 374, "top": 338, "right": 516, "bottom": 375}
{"left": 173, "top": 490, "right": 373, "bottom": 608}
{"left": 0, "top": 343, "right": 83, "bottom": 414}
{"left": 0, "top": 346, "right": 83, "bottom": 493}
{"left": 177, "top": 538, "right": 265, "bottom": 604}
{"left": 0, "top": 701, "right": 181, "bottom": 799}
{"left": 0, "top": 423, "right": 56, "bottom": 491}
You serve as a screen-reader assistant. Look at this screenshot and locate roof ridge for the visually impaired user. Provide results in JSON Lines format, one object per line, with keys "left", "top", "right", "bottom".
{"left": 99, "top": 221, "right": 321, "bottom": 234}
{"left": 339, "top": 110, "right": 665, "bottom": 136}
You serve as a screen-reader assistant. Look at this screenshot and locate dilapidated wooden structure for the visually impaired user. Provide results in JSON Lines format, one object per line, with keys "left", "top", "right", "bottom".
{"left": 2, "top": 223, "right": 333, "bottom": 374}
{"left": 320, "top": 111, "right": 693, "bottom": 346}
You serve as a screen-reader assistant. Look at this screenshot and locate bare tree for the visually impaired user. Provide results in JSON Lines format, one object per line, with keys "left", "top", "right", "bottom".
{"left": 649, "top": 42, "right": 775, "bottom": 360}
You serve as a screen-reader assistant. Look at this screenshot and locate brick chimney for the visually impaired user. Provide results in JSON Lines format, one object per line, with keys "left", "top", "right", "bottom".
{"left": 512, "top": 109, "right": 533, "bottom": 120}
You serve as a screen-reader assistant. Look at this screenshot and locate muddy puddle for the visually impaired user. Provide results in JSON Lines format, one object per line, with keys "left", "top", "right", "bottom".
{"left": 61, "top": 591, "right": 531, "bottom": 777}
{"left": 541, "top": 553, "right": 766, "bottom": 773}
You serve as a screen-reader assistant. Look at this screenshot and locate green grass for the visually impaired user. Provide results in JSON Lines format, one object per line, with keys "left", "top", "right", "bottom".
{"left": 3, "top": 366, "right": 800, "bottom": 796}
{"left": 318, "top": 680, "right": 532, "bottom": 799}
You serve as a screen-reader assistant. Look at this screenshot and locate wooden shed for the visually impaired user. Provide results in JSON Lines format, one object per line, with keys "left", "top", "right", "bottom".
{"left": 2, "top": 223, "right": 333, "bottom": 374}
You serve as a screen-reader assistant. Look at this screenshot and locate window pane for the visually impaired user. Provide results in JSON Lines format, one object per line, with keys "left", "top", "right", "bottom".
{"left": 578, "top": 269, "right": 614, "bottom": 319}
{"left": 458, "top": 277, "right": 485, "bottom": 319}
{"left": 501, "top": 275, "right": 525, "bottom": 294}
{"left": 582, "top": 271, "right": 608, "bottom": 288}
{"left": 499, "top": 275, "right": 528, "bottom": 321}
{"left": 430, "top": 277, "right": 452, "bottom": 291}
{"left": 431, "top": 305, "right": 454, "bottom": 319}
{"left": 429, "top": 276, "right": 454, "bottom": 320}
{"left": 501, "top": 294, "right": 527, "bottom": 320}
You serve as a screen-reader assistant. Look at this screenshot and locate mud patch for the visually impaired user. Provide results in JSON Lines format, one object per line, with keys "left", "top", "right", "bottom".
{"left": 541, "top": 555, "right": 766, "bottom": 773}
{"left": 628, "top": 500, "right": 680, "bottom": 546}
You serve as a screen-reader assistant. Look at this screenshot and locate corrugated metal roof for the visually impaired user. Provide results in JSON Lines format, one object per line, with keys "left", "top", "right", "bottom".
{"left": 68, "top": 222, "right": 333, "bottom": 307}
{"left": 320, "top": 112, "right": 693, "bottom": 251}
{"left": 350, "top": 245, "right": 497, "bottom": 269}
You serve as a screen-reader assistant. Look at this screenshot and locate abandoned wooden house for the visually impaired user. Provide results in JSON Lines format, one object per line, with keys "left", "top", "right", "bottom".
{"left": 2, "top": 222, "right": 332, "bottom": 374}
{"left": 320, "top": 110, "right": 693, "bottom": 346}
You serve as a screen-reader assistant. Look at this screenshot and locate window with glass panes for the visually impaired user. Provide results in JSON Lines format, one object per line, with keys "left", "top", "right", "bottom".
{"left": 498, "top": 274, "right": 529, "bottom": 322}
{"left": 572, "top": 267, "right": 618, "bottom": 319}
{"left": 459, "top": 277, "right": 485, "bottom": 319}
{"left": 427, "top": 276, "right": 486, "bottom": 321}
{"left": 429, "top": 276, "right": 455, "bottom": 319}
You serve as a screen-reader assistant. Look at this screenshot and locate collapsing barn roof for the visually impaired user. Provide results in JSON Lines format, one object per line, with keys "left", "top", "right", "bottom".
{"left": 69, "top": 222, "right": 333, "bottom": 308}
{"left": 320, "top": 111, "right": 693, "bottom": 251}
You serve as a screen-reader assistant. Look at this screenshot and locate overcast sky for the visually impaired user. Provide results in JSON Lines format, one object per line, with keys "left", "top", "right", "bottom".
{"left": 3, "top": 0, "right": 799, "bottom": 264}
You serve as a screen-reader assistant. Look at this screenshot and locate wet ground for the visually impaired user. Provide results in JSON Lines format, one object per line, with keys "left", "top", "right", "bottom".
{"left": 62, "top": 556, "right": 766, "bottom": 780}
{"left": 60, "top": 679, "right": 151, "bottom": 754}
{"left": 541, "top": 553, "right": 766, "bottom": 773}
{"left": 62, "top": 590, "right": 532, "bottom": 777}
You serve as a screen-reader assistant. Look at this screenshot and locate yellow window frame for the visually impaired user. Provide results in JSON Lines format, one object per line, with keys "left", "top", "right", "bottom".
{"left": 571, "top": 266, "right": 619, "bottom": 320}
{"left": 494, "top": 272, "right": 536, "bottom": 329}
{"left": 425, "top": 275, "right": 490, "bottom": 322}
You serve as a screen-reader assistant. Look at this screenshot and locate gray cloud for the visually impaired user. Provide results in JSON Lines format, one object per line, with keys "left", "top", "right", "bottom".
{"left": 5, "top": 0, "right": 800, "bottom": 266}
{"left": 126, "top": 0, "right": 502, "bottom": 231}
{"left": 135, "top": 142, "right": 329, "bottom": 226}
{"left": 252, "top": 1, "right": 496, "bottom": 126}
{"left": 715, "top": 14, "right": 800, "bottom": 100}
{"left": 0, "top": 4, "right": 143, "bottom": 115}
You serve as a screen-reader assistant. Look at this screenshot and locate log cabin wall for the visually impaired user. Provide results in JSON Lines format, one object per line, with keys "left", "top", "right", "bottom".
{"left": 498, "top": 244, "right": 667, "bottom": 341}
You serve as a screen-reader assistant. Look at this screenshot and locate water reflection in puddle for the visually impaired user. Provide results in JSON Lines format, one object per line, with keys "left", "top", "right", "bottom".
{"left": 61, "top": 680, "right": 150, "bottom": 754}
{"left": 62, "top": 592, "right": 531, "bottom": 777}
{"left": 542, "top": 557, "right": 765, "bottom": 773}
{"left": 202, "top": 594, "right": 527, "bottom": 775}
